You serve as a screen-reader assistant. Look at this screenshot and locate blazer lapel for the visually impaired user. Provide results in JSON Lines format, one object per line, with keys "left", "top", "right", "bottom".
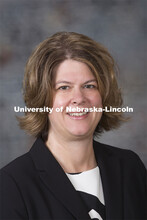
{"left": 93, "top": 140, "right": 123, "bottom": 220}
{"left": 30, "top": 138, "right": 91, "bottom": 220}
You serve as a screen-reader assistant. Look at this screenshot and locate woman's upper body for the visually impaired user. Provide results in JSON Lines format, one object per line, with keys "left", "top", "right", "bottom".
{"left": 0, "top": 137, "right": 146, "bottom": 220}
{"left": 0, "top": 32, "right": 146, "bottom": 219}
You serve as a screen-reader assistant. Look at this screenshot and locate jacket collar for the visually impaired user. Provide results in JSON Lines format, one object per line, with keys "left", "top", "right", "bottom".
{"left": 30, "top": 137, "right": 91, "bottom": 220}
{"left": 30, "top": 137, "right": 123, "bottom": 220}
{"left": 93, "top": 140, "right": 123, "bottom": 219}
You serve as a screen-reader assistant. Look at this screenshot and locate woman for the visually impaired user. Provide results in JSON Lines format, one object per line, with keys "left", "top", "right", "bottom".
{"left": 0, "top": 32, "right": 146, "bottom": 220}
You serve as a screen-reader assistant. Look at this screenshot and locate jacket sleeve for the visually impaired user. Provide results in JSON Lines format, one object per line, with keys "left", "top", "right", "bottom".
{"left": 0, "top": 169, "right": 28, "bottom": 220}
{"left": 123, "top": 150, "right": 147, "bottom": 219}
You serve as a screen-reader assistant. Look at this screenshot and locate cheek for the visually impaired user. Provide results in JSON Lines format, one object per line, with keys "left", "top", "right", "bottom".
{"left": 90, "top": 93, "right": 102, "bottom": 107}
{"left": 52, "top": 94, "right": 68, "bottom": 108}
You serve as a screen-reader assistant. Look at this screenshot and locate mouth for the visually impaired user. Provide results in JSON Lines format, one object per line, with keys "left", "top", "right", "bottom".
{"left": 67, "top": 112, "right": 89, "bottom": 120}
{"left": 68, "top": 112, "right": 88, "bottom": 116}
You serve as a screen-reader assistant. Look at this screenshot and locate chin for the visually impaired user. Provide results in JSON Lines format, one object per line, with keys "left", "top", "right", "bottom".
{"left": 68, "top": 127, "right": 93, "bottom": 137}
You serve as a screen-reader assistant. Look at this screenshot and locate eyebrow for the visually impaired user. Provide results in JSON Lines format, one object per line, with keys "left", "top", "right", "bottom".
{"left": 55, "top": 79, "right": 97, "bottom": 85}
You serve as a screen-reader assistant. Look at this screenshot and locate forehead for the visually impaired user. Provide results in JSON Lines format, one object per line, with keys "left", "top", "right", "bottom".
{"left": 54, "top": 59, "right": 96, "bottom": 82}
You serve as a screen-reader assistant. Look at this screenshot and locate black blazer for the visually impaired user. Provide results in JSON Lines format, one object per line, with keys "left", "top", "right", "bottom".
{"left": 0, "top": 137, "right": 146, "bottom": 220}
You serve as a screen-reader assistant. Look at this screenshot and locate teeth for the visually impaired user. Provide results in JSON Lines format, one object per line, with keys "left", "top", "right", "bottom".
{"left": 69, "top": 112, "right": 87, "bottom": 116}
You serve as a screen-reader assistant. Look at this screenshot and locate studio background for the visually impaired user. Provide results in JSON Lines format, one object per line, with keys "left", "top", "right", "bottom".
{"left": 0, "top": 0, "right": 146, "bottom": 168}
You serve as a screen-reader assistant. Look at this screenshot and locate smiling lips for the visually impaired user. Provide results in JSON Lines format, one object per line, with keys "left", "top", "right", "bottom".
{"left": 67, "top": 112, "right": 89, "bottom": 120}
{"left": 68, "top": 112, "right": 88, "bottom": 116}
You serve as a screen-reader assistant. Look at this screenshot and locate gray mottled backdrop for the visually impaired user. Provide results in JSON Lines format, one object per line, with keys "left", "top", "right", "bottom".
{"left": 0, "top": 0, "right": 146, "bottom": 168}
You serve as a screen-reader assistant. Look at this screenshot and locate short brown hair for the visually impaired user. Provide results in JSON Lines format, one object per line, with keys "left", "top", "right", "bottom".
{"left": 18, "top": 32, "right": 125, "bottom": 141}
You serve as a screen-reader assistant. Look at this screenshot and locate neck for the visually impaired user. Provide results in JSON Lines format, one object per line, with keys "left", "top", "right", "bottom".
{"left": 45, "top": 131, "right": 97, "bottom": 173}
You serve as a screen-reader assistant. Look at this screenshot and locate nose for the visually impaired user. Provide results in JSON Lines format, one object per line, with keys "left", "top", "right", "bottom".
{"left": 71, "top": 87, "right": 86, "bottom": 105}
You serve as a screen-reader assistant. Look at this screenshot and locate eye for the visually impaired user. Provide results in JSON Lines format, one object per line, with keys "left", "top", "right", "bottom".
{"left": 84, "top": 84, "right": 97, "bottom": 89}
{"left": 58, "top": 86, "right": 70, "bottom": 90}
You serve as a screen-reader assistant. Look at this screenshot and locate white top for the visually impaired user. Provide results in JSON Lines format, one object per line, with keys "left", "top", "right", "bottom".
{"left": 66, "top": 166, "right": 105, "bottom": 220}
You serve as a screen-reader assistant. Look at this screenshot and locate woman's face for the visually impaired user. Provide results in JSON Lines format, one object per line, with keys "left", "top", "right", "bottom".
{"left": 48, "top": 59, "right": 103, "bottom": 140}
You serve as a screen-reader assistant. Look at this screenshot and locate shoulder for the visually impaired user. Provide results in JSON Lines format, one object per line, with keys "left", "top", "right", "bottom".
{"left": 0, "top": 151, "right": 34, "bottom": 180}
{"left": 94, "top": 140, "right": 146, "bottom": 175}
{"left": 0, "top": 153, "right": 34, "bottom": 219}
{"left": 94, "top": 139, "right": 144, "bottom": 161}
